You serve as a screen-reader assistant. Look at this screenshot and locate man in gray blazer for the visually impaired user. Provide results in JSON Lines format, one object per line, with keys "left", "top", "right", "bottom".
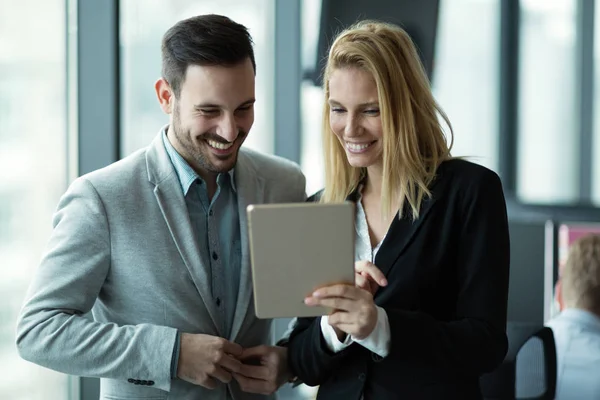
{"left": 16, "top": 14, "right": 306, "bottom": 400}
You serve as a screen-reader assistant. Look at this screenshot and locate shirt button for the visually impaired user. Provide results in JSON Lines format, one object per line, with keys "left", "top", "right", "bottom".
{"left": 209, "top": 210, "right": 213, "bottom": 216}
{"left": 358, "top": 373, "right": 366, "bottom": 382}
{"left": 212, "top": 252, "right": 218, "bottom": 260}
{"left": 216, "top": 298, "right": 221, "bottom": 306}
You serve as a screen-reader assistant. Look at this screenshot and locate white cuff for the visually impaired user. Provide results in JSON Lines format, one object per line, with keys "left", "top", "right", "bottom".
{"left": 319, "top": 307, "right": 391, "bottom": 358}
{"left": 353, "top": 306, "right": 391, "bottom": 358}
{"left": 320, "top": 316, "right": 353, "bottom": 353}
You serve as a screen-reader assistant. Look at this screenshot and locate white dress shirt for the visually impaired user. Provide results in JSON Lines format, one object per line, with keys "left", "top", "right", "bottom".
{"left": 320, "top": 191, "right": 391, "bottom": 358}
{"left": 546, "top": 308, "right": 600, "bottom": 400}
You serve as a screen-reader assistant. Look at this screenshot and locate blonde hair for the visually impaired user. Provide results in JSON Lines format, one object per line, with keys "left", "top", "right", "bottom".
{"left": 561, "top": 234, "right": 600, "bottom": 312}
{"left": 320, "top": 20, "right": 453, "bottom": 220}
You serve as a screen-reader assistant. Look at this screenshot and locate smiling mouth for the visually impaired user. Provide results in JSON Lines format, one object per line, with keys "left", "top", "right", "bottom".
{"left": 206, "top": 139, "right": 234, "bottom": 150}
{"left": 345, "top": 141, "right": 376, "bottom": 153}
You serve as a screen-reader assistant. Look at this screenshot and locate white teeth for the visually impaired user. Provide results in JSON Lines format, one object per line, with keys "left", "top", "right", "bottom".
{"left": 207, "top": 139, "right": 233, "bottom": 150}
{"left": 346, "top": 142, "right": 372, "bottom": 151}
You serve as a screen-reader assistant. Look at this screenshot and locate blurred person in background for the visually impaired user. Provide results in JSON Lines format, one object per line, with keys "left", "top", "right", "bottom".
{"left": 15, "top": 14, "right": 305, "bottom": 400}
{"left": 287, "top": 20, "right": 510, "bottom": 399}
{"left": 547, "top": 234, "right": 600, "bottom": 400}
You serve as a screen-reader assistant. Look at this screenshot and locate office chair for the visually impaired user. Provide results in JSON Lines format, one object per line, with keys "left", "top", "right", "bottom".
{"left": 480, "top": 322, "right": 557, "bottom": 400}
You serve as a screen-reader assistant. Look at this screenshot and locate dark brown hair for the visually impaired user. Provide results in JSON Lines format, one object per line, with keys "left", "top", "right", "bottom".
{"left": 161, "top": 14, "right": 256, "bottom": 98}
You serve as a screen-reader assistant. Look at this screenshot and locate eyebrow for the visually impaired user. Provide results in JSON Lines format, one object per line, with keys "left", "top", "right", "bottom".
{"left": 194, "top": 98, "right": 256, "bottom": 110}
{"left": 328, "top": 99, "right": 379, "bottom": 108}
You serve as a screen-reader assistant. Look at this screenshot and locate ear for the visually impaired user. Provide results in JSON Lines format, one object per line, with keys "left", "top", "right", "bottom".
{"left": 555, "top": 279, "right": 564, "bottom": 311}
{"left": 154, "top": 78, "right": 174, "bottom": 114}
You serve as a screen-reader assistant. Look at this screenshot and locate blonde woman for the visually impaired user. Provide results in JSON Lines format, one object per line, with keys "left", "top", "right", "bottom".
{"left": 287, "top": 21, "right": 510, "bottom": 399}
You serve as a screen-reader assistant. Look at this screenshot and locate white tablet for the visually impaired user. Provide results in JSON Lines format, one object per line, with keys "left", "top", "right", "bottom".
{"left": 247, "top": 202, "right": 355, "bottom": 319}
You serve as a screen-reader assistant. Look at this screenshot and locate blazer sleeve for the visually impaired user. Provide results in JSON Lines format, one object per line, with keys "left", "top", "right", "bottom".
{"left": 384, "top": 170, "right": 510, "bottom": 375}
{"left": 287, "top": 316, "right": 355, "bottom": 386}
{"left": 15, "top": 177, "right": 178, "bottom": 392}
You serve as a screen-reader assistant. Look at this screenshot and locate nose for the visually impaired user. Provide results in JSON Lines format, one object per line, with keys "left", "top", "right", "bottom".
{"left": 216, "top": 113, "right": 238, "bottom": 142}
{"left": 344, "top": 114, "right": 362, "bottom": 138}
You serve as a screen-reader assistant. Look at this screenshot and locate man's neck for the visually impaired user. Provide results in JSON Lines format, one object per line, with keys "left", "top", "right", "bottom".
{"left": 565, "top": 306, "right": 600, "bottom": 320}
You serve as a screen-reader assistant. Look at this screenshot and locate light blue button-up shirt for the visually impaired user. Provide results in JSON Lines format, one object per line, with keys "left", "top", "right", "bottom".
{"left": 546, "top": 308, "right": 600, "bottom": 399}
{"left": 162, "top": 130, "right": 241, "bottom": 338}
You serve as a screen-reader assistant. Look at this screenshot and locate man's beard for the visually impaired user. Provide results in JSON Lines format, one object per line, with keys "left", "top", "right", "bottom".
{"left": 172, "top": 107, "right": 245, "bottom": 174}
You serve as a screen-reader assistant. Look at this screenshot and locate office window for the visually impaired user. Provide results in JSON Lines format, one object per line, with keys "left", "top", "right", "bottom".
{"left": 300, "top": 82, "right": 326, "bottom": 196}
{"left": 300, "top": 0, "right": 325, "bottom": 196}
{"left": 517, "top": 0, "right": 577, "bottom": 204}
{"left": 592, "top": 2, "right": 600, "bottom": 205}
{"left": 120, "top": 0, "right": 275, "bottom": 157}
{"left": 0, "top": 0, "right": 70, "bottom": 398}
{"left": 432, "top": 0, "right": 500, "bottom": 172}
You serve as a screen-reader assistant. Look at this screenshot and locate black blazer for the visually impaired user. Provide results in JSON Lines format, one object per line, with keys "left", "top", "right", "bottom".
{"left": 287, "top": 159, "right": 510, "bottom": 400}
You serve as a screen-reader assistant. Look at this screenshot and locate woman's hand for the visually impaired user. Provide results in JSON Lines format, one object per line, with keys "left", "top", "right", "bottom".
{"left": 305, "top": 284, "right": 378, "bottom": 340}
{"left": 354, "top": 260, "right": 387, "bottom": 295}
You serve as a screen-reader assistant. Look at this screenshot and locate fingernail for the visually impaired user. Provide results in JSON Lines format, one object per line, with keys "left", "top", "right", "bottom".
{"left": 304, "top": 297, "right": 312, "bottom": 305}
{"left": 312, "top": 291, "right": 321, "bottom": 297}
{"left": 382, "top": 279, "right": 388, "bottom": 286}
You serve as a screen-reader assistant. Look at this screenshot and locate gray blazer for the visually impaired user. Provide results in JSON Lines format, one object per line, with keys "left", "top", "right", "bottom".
{"left": 15, "top": 133, "right": 307, "bottom": 399}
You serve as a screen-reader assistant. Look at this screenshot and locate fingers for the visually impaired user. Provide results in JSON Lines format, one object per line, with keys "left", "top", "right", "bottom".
{"left": 237, "top": 363, "right": 271, "bottom": 380}
{"left": 355, "top": 261, "right": 387, "bottom": 286}
{"left": 233, "top": 373, "right": 278, "bottom": 395}
{"left": 240, "top": 345, "right": 269, "bottom": 360}
{"left": 304, "top": 296, "right": 355, "bottom": 311}
{"left": 310, "top": 284, "right": 367, "bottom": 300}
{"left": 219, "top": 353, "right": 244, "bottom": 374}
{"left": 355, "top": 272, "right": 370, "bottom": 291}
{"left": 328, "top": 310, "right": 352, "bottom": 325}
{"left": 209, "top": 365, "right": 234, "bottom": 384}
{"left": 222, "top": 340, "right": 244, "bottom": 358}
{"left": 328, "top": 322, "right": 354, "bottom": 335}
{"left": 328, "top": 307, "right": 378, "bottom": 340}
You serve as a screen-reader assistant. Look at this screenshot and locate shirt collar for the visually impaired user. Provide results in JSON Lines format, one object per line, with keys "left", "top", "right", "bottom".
{"left": 559, "top": 308, "right": 600, "bottom": 332}
{"left": 161, "top": 126, "right": 237, "bottom": 195}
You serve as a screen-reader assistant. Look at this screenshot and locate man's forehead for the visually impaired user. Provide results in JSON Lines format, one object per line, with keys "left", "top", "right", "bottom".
{"left": 179, "top": 62, "right": 255, "bottom": 102}
{"left": 183, "top": 61, "right": 254, "bottom": 83}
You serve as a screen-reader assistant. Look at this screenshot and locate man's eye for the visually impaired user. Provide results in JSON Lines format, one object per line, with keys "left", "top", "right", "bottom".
{"left": 331, "top": 108, "right": 346, "bottom": 113}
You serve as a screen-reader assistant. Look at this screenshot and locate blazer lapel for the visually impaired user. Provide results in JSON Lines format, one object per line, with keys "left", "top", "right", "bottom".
{"left": 374, "top": 183, "right": 440, "bottom": 278}
{"left": 146, "top": 133, "right": 221, "bottom": 335}
{"left": 230, "top": 151, "right": 265, "bottom": 341}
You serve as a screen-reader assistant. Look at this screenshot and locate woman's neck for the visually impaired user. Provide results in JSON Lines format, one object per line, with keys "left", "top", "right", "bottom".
{"left": 364, "top": 164, "right": 383, "bottom": 197}
{"left": 363, "top": 163, "right": 400, "bottom": 220}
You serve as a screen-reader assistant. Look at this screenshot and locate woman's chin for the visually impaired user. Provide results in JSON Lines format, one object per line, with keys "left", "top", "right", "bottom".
{"left": 345, "top": 154, "right": 377, "bottom": 169}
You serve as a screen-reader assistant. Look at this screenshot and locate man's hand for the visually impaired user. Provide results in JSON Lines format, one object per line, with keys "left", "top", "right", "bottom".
{"left": 177, "top": 333, "right": 244, "bottom": 389}
{"left": 233, "top": 345, "right": 291, "bottom": 395}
